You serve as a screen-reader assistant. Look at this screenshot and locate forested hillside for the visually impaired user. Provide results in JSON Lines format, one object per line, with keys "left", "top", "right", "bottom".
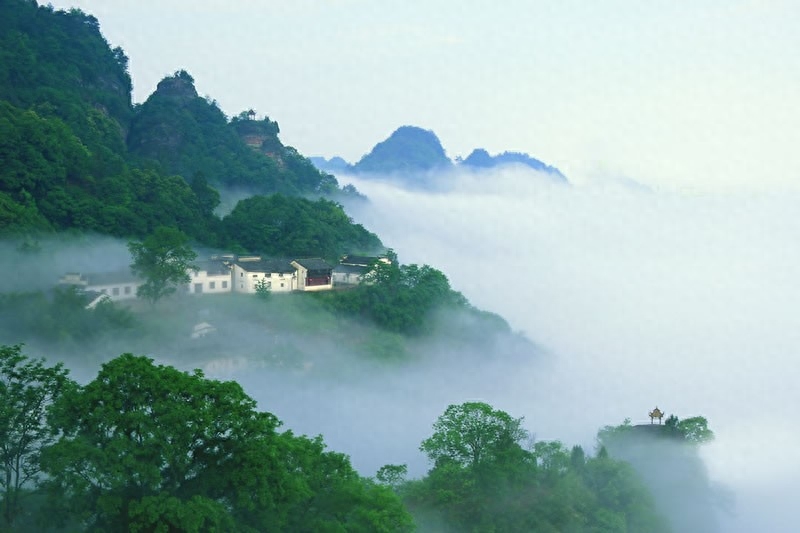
{"left": 0, "top": 0, "right": 355, "bottom": 245}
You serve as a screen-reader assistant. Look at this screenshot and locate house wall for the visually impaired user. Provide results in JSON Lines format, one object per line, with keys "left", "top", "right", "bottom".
{"left": 292, "top": 264, "right": 333, "bottom": 292}
{"left": 85, "top": 282, "right": 140, "bottom": 301}
{"left": 231, "top": 264, "right": 297, "bottom": 293}
{"left": 187, "top": 269, "right": 232, "bottom": 294}
{"left": 332, "top": 270, "right": 365, "bottom": 286}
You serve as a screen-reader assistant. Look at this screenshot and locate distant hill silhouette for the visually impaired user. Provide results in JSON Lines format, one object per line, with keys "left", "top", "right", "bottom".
{"left": 351, "top": 126, "right": 453, "bottom": 175}
{"left": 460, "top": 149, "right": 566, "bottom": 180}
{"left": 309, "top": 126, "right": 566, "bottom": 184}
{"left": 309, "top": 156, "right": 351, "bottom": 175}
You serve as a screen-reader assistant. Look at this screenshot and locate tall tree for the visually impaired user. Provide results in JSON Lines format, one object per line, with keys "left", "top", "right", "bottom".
{"left": 0, "top": 344, "right": 74, "bottom": 530}
{"left": 128, "top": 226, "right": 197, "bottom": 304}
{"left": 420, "top": 401, "right": 529, "bottom": 469}
{"left": 38, "top": 354, "right": 413, "bottom": 532}
{"left": 39, "top": 354, "right": 293, "bottom": 531}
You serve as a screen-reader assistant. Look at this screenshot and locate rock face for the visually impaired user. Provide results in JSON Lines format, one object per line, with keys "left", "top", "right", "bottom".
{"left": 351, "top": 126, "right": 453, "bottom": 175}
{"left": 153, "top": 72, "right": 198, "bottom": 103}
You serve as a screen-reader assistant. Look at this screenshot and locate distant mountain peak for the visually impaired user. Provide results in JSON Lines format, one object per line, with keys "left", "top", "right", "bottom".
{"left": 352, "top": 125, "right": 452, "bottom": 175}
{"left": 461, "top": 148, "right": 566, "bottom": 180}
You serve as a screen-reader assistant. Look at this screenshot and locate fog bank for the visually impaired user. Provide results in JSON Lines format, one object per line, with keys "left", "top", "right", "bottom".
{"left": 337, "top": 167, "right": 800, "bottom": 533}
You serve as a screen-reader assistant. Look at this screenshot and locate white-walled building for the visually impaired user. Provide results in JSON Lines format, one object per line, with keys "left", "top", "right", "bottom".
{"left": 187, "top": 260, "right": 232, "bottom": 294}
{"left": 59, "top": 253, "right": 352, "bottom": 303}
{"left": 231, "top": 257, "right": 298, "bottom": 293}
{"left": 331, "top": 255, "right": 390, "bottom": 286}
{"left": 59, "top": 271, "right": 142, "bottom": 301}
{"left": 291, "top": 258, "right": 333, "bottom": 292}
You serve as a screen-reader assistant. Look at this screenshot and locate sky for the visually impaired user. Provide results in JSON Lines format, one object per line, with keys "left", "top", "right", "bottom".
{"left": 50, "top": 0, "right": 800, "bottom": 192}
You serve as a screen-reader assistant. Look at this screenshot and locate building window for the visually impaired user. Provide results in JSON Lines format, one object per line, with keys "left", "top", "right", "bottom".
{"left": 124, "top": 286, "right": 131, "bottom": 294}
{"left": 209, "top": 281, "right": 216, "bottom": 289}
{"left": 266, "top": 273, "right": 272, "bottom": 278}
{"left": 222, "top": 281, "right": 228, "bottom": 289}
{"left": 240, "top": 272, "right": 243, "bottom": 277}
{"left": 281, "top": 282, "right": 285, "bottom": 288}
{"left": 112, "top": 287, "right": 119, "bottom": 296}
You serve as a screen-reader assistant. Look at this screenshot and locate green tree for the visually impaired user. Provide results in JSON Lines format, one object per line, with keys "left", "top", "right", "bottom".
{"left": 38, "top": 354, "right": 413, "bottom": 532}
{"left": 676, "top": 416, "right": 715, "bottom": 444}
{"left": 254, "top": 278, "right": 272, "bottom": 300}
{"left": 39, "top": 354, "right": 294, "bottom": 531}
{"left": 420, "top": 401, "right": 529, "bottom": 469}
{"left": 407, "top": 404, "right": 670, "bottom": 533}
{"left": 0, "top": 344, "right": 74, "bottom": 530}
{"left": 376, "top": 464, "right": 408, "bottom": 491}
{"left": 128, "top": 226, "right": 197, "bottom": 304}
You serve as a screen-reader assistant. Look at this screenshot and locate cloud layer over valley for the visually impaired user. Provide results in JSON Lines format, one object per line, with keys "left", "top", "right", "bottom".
{"left": 334, "top": 167, "right": 800, "bottom": 533}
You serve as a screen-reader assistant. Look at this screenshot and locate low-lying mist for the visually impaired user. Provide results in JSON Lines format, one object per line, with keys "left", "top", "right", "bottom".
{"left": 337, "top": 166, "right": 800, "bottom": 533}
{"left": 2, "top": 167, "right": 795, "bottom": 531}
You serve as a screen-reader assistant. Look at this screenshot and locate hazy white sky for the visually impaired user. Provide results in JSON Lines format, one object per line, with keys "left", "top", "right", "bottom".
{"left": 50, "top": 0, "right": 800, "bottom": 191}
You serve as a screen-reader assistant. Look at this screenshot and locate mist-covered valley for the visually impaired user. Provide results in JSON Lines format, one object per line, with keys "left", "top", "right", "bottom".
{"left": 335, "top": 165, "right": 800, "bottom": 532}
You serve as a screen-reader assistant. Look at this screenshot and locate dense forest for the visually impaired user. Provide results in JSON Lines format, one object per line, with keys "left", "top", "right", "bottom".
{"left": 0, "top": 1, "right": 720, "bottom": 531}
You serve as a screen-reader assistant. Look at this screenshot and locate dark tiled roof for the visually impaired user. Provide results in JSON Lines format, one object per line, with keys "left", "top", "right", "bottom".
{"left": 234, "top": 258, "right": 295, "bottom": 274}
{"left": 292, "top": 258, "right": 332, "bottom": 271}
{"left": 195, "top": 260, "right": 231, "bottom": 276}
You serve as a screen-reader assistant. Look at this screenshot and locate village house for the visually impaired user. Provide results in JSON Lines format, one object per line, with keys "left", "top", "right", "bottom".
{"left": 58, "top": 271, "right": 142, "bottom": 301}
{"left": 59, "top": 254, "right": 364, "bottom": 302}
{"left": 291, "top": 258, "right": 333, "bottom": 291}
{"left": 332, "top": 255, "right": 390, "bottom": 286}
{"left": 187, "top": 260, "right": 232, "bottom": 294}
{"left": 228, "top": 256, "right": 297, "bottom": 293}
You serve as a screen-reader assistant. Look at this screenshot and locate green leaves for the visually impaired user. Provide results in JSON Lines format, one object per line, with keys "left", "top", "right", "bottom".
{"left": 222, "top": 193, "right": 381, "bottom": 260}
{"left": 128, "top": 227, "right": 198, "bottom": 304}
{"left": 408, "top": 402, "right": 671, "bottom": 533}
{"left": 0, "top": 344, "right": 74, "bottom": 530}
{"left": 41, "top": 354, "right": 285, "bottom": 530}
{"left": 35, "top": 353, "right": 413, "bottom": 531}
{"left": 420, "top": 402, "right": 529, "bottom": 469}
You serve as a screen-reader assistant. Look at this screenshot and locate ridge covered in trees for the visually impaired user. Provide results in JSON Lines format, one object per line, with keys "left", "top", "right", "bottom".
{"left": 0, "top": 0, "right": 355, "bottom": 245}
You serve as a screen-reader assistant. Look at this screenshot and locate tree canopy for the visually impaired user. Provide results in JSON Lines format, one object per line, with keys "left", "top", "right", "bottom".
{"left": 403, "top": 402, "right": 670, "bottom": 532}
{"left": 221, "top": 193, "right": 382, "bottom": 260}
{"left": 0, "top": 0, "right": 361, "bottom": 246}
{"left": 0, "top": 344, "right": 74, "bottom": 530}
{"left": 420, "top": 401, "right": 528, "bottom": 469}
{"left": 128, "top": 226, "right": 198, "bottom": 304}
{"left": 38, "top": 353, "right": 412, "bottom": 532}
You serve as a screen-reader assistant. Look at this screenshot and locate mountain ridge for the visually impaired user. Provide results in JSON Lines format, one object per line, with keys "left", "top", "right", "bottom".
{"left": 310, "top": 125, "right": 567, "bottom": 183}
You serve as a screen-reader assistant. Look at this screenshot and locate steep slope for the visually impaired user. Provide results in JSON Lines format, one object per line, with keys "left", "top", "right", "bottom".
{"left": 128, "top": 71, "right": 339, "bottom": 196}
{"left": 0, "top": 0, "right": 349, "bottom": 242}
